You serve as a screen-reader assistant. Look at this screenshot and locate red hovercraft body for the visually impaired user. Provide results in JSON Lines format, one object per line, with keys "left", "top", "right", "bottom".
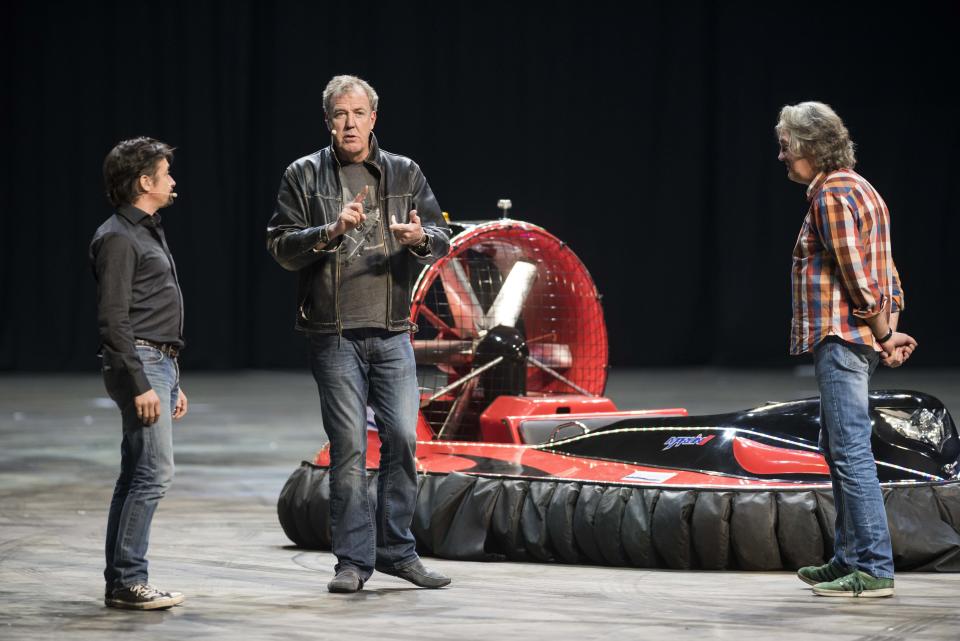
{"left": 279, "top": 217, "right": 960, "bottom": 571}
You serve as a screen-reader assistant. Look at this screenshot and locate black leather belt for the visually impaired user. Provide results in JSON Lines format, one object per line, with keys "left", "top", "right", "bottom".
{"left": 134, "top": 339, "right": 180, "bottom": 358}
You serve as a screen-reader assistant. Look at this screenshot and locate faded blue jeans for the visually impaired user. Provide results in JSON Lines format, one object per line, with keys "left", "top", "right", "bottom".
{"left": 814, "top": 337, "right": 893, "bottom": 579}
{"left": 309, "top": 329, "right": 420, "bottom": 581}
{"left": 102, "top": 345, "right": 178, "bottom": 590}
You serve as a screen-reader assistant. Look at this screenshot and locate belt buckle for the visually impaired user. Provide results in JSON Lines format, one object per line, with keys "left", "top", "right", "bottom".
{"left": 136, "top": 339, "right": 177, "bottom": 358}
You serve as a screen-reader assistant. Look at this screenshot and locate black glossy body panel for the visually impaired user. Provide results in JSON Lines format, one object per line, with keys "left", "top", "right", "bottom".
{"left": 540, "top": 390, "right": 958, "bottom": 483}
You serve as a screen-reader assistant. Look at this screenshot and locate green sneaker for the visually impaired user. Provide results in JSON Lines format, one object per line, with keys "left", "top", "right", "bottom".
{"left": 812, "top": 570, "right": 894, "bottom": 598}
{"left": 796, "top": 560, "right": 850, "bottom": 586}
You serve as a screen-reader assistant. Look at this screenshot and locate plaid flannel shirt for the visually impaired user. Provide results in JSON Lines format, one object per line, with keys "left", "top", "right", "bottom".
{"left": 790, "top": 169, "right": 904, "bottom": 355}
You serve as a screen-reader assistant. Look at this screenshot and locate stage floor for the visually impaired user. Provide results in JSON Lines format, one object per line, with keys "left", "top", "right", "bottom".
{"left": 2, "top": 368, "right": 959, "bottom": 640}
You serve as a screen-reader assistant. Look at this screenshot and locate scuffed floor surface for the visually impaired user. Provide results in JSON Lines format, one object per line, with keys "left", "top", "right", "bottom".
{"left": 2, "top": 369, "right": 960, "bottom": 641}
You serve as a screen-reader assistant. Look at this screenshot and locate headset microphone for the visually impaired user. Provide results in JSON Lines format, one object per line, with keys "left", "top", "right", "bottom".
{"left": 330, "top": 129, "right": 337, "bottom": 135}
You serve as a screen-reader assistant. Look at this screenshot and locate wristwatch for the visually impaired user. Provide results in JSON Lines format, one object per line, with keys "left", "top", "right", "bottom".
{"left": 412, "top": 232, "right": 430, "bottom": 253}
{"left": 311, "top": 224, "right": 333, "bottom": 253}
{"left": 319, "top": 223, "right": 332, "bottom": 246}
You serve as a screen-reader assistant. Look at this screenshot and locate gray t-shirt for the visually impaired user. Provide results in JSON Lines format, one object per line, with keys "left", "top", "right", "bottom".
{"left": 337, "top": 163, "right": 389, "bottom": 329}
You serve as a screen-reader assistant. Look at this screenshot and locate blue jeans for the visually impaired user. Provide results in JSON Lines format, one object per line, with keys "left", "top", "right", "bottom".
{"left": 309, "top": 329, "right": 420, "bottom": 580}
{"left": 102, "top": 345, "right": 178, "bottom": 589}
{"left": 814, "top": 337, "right": 893, "bottom": 579}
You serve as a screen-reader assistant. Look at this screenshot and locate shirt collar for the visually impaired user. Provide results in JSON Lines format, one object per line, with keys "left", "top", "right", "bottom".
{"left": 805, "top": 171, "right": 828, "bottom": 201}
{"left": 117, "top": 204, "right": 160, "bottom": 226}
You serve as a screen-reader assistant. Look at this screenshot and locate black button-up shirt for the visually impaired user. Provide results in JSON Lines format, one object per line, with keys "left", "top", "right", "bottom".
{"left": 89, "top": 204, "right": 184, "bottom": 394}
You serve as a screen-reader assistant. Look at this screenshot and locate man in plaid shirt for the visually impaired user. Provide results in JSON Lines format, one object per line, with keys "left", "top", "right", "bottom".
{"left": 776, "top": 102, "right": 917, "bottom": 598}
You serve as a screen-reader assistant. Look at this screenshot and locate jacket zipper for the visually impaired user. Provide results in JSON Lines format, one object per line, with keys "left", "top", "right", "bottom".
{"left": 335, "top": 193, "right": 343, "bottom": 337}
{"left": 376, "top": 175, "right": 393, "bottom": 328}
{"left": 331, "top": 148, "right": 344, "bottom": 337}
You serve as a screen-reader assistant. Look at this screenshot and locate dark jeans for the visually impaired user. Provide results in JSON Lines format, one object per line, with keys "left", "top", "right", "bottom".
{"left": 102, "top": 345, "right": 178, "bottom": 589}
{"left": 309, "top": 329, "right": 420, "bottom": 580}
{"left": 814, "top": 337, "right": 893, "bottom": 579}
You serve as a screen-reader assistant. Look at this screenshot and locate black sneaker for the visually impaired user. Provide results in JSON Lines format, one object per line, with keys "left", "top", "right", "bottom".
{"left": 376, "top": 559, "right": 451, "bottom": 589}
{"left": 107, "top": 584, "right": 185, "bottom": 610}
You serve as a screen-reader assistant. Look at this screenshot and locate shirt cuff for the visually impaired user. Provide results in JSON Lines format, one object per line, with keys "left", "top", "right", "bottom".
{"left": 131, "top": 370, "right": 152, "bottom": 396}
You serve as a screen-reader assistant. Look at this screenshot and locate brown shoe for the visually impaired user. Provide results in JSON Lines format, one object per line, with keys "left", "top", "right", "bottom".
{"left": 377, "top": 559, "right": 451, "bottom": 589}
{"left": 327, "top": 568, "right": 364, "bottom": 593}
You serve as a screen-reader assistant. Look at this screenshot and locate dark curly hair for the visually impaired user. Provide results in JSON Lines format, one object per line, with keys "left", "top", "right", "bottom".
{"left": 102, "top": 137, "right": 175, "bottom": 207}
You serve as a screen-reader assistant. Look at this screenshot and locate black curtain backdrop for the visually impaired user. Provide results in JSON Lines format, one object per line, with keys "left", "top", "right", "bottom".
{"left": 2, "top": 1, "right": 958, "bottom": 373}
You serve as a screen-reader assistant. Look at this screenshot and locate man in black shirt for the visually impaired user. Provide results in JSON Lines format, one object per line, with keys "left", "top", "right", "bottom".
{"left": 90, "top": 137, "right": 188, "bottom": 610}
{"left": 268, "top": 75, "right": 451, "bottom": 593}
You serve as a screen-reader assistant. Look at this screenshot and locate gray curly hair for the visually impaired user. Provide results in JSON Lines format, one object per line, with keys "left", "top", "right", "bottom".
{"left": 776, "top": 101, "right": 856, "bottom": 172}
{"left": 322, "top": 75, "right": 379, "bottom": 115}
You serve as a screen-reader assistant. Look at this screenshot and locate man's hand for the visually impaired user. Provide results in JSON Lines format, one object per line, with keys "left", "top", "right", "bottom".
{"left": 135, "top": 389, "right": 161, "bottom": 426}
{"left": 879, "top": 332, "right": 917, "bottom": 368}
{"left": 328, "top": 185, "right": 369, "bottom": 240}
{"left": 389, "top": 210, "right": 426, "bottom": 246}
{"left": 173, "top": 388, "right": 189, "bottom": 420}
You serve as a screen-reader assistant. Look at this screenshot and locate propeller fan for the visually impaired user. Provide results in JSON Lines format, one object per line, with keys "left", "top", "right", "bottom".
{"left": 410, "top": 220, "right": 608, "bottom": 439}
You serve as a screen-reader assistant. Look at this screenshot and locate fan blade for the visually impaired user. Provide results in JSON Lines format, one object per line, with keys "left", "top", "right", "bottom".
{"left": 422, "top": 356, "right": 505, "bottom": 407}
{"left": 485, "top": 260, "right": 537, "bottom": 329}
{"left": 416, "top": 304, "right": 462, "bottom": 339}
{"left": 436, "top": 377, "right": 479, "bottom": 440}
{"left": 528, "top": 342, "right": 573, "bottom": 369}
{"left": 439, "top": 258, "right": 485, "bottom": 336}
{"left": 526, "top": 355, "right": 594, "bottom": 397}
{"left": 412, "top": 339, "right": 474, "bottom": 365}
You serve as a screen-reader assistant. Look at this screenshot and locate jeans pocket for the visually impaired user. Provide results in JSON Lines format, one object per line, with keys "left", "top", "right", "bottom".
{"left": 836, "top": 343, "right": 871, "bottom": 373}
{"left": 136, "top": 345, "right": 164, "bottom": 365}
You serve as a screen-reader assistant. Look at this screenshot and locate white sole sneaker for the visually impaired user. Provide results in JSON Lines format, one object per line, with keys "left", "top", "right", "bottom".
{"left": 106, "top": 588, "right": 185, "bottom": 610}
{"left": 812, "top": 586, "right": 894, "bottom": 598}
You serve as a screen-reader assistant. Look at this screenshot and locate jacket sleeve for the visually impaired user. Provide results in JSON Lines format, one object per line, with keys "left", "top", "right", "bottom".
{"left": 92, "top": 233, "right": 152, "bottom": 395}
{"left": 408, "top": 163, "right": 450, "bottom": 265}
{"left": 266, "top": 168, "right": 337, "bottom": 271}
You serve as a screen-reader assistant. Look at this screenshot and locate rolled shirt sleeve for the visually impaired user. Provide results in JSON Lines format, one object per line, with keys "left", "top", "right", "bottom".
{"left": 813, "top": 191, "right": 887, "bottom": 320}
{"left": 890, "top": 263, "right": 905, "bottom": 313}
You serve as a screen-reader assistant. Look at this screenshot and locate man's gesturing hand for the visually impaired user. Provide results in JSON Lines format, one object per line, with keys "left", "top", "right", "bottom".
{"left": 135, "top": 389, "right": 161, "bottom": 426}
{"left": 389, "top": 210, "right": 426, "bottom": 246}
{"left": 329, "top": 185, "right": 369, "bottom": 239}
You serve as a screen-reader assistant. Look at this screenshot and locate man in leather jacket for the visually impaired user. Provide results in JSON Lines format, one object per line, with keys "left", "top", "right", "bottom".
{"left": 267, "top": 75, "right": 451, "bottom": 593}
